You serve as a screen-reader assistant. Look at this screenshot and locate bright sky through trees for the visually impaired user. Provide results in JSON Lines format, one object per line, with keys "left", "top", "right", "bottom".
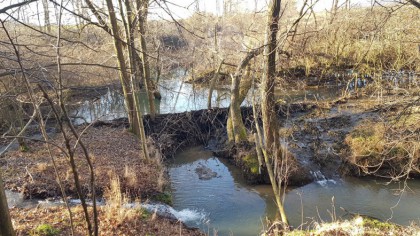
{"left": 149, "top": 0, "right": 373, "bottom": 19}
{"left": 0, "top": 0, "right": 374, "bottom": 24}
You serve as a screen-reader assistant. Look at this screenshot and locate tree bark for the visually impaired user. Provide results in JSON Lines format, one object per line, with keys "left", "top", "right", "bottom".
{"left": 0, "top": 172, "right": 15, "bottom": 236}
{"left": 228, "top": 48, "right": 263, "bottom": 143}
{"left": 42, "top": 0, "right": 50, "bottom": 33}
{"left": 136, "top": 0, "right": 156, "bottom": 120}
{"left": 105, "top": 0, "right": 140, "bottom": 135}
{"left": 261, "top": 0, "right": 289, "bottom": 225}
{"left": 407, "top": 0, "right": 420, "bottom": 9}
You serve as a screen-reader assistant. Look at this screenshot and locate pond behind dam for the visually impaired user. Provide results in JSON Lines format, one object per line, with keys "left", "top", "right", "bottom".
{"left": 69, "top": 74, "right": 342, "bottom": 125}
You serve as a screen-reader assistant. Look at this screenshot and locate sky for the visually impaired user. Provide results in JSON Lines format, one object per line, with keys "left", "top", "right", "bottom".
{"left": 149, "top": 0, "right": 374, "bottom": 19}
{"left": 0, "top": 0, "right": 376, "bottom": 24}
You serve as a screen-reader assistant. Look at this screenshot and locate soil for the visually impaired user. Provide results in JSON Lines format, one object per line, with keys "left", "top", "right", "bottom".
{"left": 284, "top": 94, "right": 420, "bottom": 180}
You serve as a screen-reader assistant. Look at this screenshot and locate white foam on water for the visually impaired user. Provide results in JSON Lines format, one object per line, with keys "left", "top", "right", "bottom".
{"left": 128, "top": 203, "right": 208, "bottom": 225}
{"left": 317, "top": 179, "right": 337, "bottom": 187}
{"left": 316, "top": 179, "right": 328, "bottom": 187}
{"left": 171, "top": 208, "right": 207, "bottom": 223}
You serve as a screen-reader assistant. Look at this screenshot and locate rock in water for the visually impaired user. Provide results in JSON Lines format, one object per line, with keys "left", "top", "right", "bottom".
{"left": 195, "top": 163, "right": 218, "bottom": 180}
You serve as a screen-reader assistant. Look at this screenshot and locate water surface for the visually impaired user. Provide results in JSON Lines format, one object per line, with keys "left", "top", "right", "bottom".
{"left": 169, "top": 146, "right": 420, "bottom": 236}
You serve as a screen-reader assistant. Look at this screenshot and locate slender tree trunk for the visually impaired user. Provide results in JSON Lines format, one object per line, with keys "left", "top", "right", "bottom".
{"left": 136, "top": 0, "right": 156, "bottom": 120}
{"left": 105, "top": 0, "right": 139, "bottom": 135}
{"left": 407, "top": 0, "right": 420, "bottom": 9}
{"left": 207, "top": 59, "right": 224, "bottom": 109}
{"left": 121, "top": 0, "right": 150, "bottom": 160}
{"left": 42, "top": 0, "right": 50, "bottom": 33}
{"left": 261, "top": 0, "right": 289, "bottom": 225}
{"left": 0, "top": 172, "right": 15, "bottom": 236}
{"left": 228, "top": 48, "right": 263, "bottom": 143}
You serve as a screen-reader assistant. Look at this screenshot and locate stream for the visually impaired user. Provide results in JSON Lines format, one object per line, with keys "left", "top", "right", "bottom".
{"left": 4, "top": 70, "right": 420, "bottom": 235}
{"left": 169, "top": 146, "right": 420, "bottom": 236}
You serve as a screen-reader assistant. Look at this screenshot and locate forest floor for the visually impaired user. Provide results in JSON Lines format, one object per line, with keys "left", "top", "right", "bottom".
{"left": 9, "top": 206, "right": 204, "bottom": 236}
{"left": 1, "top": 126, "right": 203, "bottom": 235}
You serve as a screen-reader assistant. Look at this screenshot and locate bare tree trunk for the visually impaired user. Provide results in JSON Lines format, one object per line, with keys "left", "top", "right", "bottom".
{"left": 261, "top": 0, "right": 289, "bottom": 225}
{"left": 228, "top": 48, "right": 263, "bottom": 143}
{"left": 136, "top": 0, "right": 156, "bottom": 120}
{"left": 105, "top": 0, "right": 140, "bottom": 135}
{"left": 54, "top": 3, "right": 95, "bottom": 234}
{"left": 0, "top": 172, "right": 15, "bottom": 236}
{"left": 42, "top": 0, "right": 50, "bottom": 33}
{"left": 120, "top": 0, "right": 150, "bottom": 160}
{"left": 207, "top": 59, "right": 224, "bottom": 109}
{"left": 407, "top": 0, "right": 420, "bottom": 9}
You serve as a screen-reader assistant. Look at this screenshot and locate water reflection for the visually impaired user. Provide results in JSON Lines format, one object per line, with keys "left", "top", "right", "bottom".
{"left": 70, "top": 80, "right": 343, "bottom": 125}
{"left": 70, "top": 88, "right": 126, "bottom": 125}
{"left": 169, "top": 147, "right": 268, "bottom": 236}
{"left": 170, "top": 146, "right": 420, "bottom": 236}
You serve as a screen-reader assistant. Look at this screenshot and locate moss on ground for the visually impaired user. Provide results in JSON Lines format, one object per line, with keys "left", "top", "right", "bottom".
{"left": 243, "top": 153, "right": 259, "bottom": 175}
{"left": 30, "top": 224, "right": 60, "bottom": 236}
{"left": 151, "top": 192, "right": 173, "bottom": 205}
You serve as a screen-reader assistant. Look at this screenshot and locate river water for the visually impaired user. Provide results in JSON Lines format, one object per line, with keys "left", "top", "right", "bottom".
{"left": 169, "top": 146, "right": 420, "bottom": 236}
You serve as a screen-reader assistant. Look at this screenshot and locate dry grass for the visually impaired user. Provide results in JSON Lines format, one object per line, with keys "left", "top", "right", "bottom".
{"left": 103, "top": 171, "right": 139, "bottom": 225}
{"left": 10, "top": 206, "right": 204, "bottom": 236}
{"left": 280, "top": 216, "right": 420, "bottom": 236}
{"left": 345, "top": 111, "right": 420, "bottom": 178}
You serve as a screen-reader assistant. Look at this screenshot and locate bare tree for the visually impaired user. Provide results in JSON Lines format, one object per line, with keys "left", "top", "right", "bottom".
{"left": 105, "top": 0, "right": 142, "bottom": 135}
{"left": 261, "top": 0, "right": 289, "bottom": 226}
{"left": 0, "top": 171, "right": 15, "bottom": 236}
{"left": 42, "top": 0, "right": 51, "bottom": 33}
{"left": 407, "top": 0, "right": 420, "bottom": 8}
{"left": 136, "top": 0, "right": 156, "bottom": 120}
{"left": 228, "top": 48, "right": 263, "bottom": 143}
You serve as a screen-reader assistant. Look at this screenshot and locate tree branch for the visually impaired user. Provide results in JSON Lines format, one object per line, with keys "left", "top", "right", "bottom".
{"left": 0, "top": 0, "right": 37, "bottom": 14}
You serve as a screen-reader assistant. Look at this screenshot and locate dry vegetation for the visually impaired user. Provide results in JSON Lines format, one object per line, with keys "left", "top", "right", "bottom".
{"left": 1, "top": 0, "right": 420, "bottom": 235}
{"left": 1, "top": 126, "right": 166, "bottom": 199}
{"left": 273, "top": 216, "right": 420, "bottom": 236}
{"left": 344, "top": 105, "right": 420, "bottom": 179}
{"left": 10, "top": 206, "right": 204, "bottom": 236}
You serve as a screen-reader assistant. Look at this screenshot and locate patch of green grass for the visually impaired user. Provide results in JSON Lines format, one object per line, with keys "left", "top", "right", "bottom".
{"left": 363, "top": 217, "right": 396, "bottom": 231}
{"left": 139, "top": 209, "right": 151, "bottom": 220}
{"left": 151, "top": 192, "right": 172, "bottom": 205}
{"left": 30, "top": 224, "right": 60, "bottom": 236}
{"left": 19, "top": 145, "right": 29, "bottom": 152}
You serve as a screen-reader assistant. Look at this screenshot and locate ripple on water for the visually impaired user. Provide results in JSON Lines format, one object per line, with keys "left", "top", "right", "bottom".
{"left": 170, "top": 146, "right": 420, "bottom": 236}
